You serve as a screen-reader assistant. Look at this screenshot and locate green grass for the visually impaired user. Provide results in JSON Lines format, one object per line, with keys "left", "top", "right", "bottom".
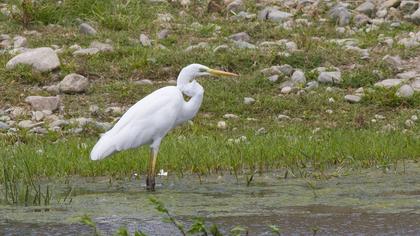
{"left": 0, "top": 0, "right": 420, "bottom": 187}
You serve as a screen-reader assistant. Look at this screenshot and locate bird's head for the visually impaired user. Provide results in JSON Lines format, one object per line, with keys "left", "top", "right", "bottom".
{"left": 177, "top": 64, "right": 238, "bottom": 90}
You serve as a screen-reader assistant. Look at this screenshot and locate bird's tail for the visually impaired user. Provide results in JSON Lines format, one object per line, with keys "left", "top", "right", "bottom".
{"left": 90, "top": 133, "right": 116, "bottom": 161}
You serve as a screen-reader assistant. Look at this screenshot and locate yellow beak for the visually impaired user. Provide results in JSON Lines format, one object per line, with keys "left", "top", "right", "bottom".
{"left": 207, "top": 68, "right": 239, "bottom": 77}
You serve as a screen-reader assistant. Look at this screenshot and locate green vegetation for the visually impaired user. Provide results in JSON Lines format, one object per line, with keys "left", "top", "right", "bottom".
{"left": 0, "top": 0, "right": 419, "bottom": 190}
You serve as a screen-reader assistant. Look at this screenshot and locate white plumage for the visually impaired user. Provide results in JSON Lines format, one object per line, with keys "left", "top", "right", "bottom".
{"left": 90, "top": 64, "right": 238, "bottom": 191}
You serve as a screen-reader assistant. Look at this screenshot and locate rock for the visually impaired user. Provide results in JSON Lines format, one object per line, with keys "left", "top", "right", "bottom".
{"left": 31, "top": 127, "right": 48, "bottom": 134}
{"left": 89, "top": 105, "right": 99, "bottom": 115}
{"left": 344, "top": 95, "right": 362, "bottom": 103}
{"left": 411, "top": 115, "right": 418, "bottom": 121}
{"left": 13, "top": 36, "right": 27, "bottom": 48}
{"left": 396, "top": 71, "right": 417, "bottom": 80}
{"left": 213, "top": 44, "right": 229, "bottom": 53}
{"left": 233, "top": 41, "right": 256, "bottom": 49}
{"left": 396, "top": 84, "right": 414, "bottom": 97}
{"left": 382, "top": 55, "right": 402, "bottom": 70}
{"left": 354, "top": 14, "right": 370, "bottom": 26}
{"left": 400, "top": 1, "right": 419, "bottom": 14}
{"left": 95, "top": 122, "right": 113, "bottom": 131}
{"left": 59, "top": 73, "right": 89, "bottom": 93}
{"left": 79, "top": 23, "right": 97, "bottom": 35}
{"left": 49, "top": 119, "right": 69, "bottom": 128}
{"left": 223, "top": 114, "right": 239, "bottom": 120}
{"left": 268, "top": 75, "right": 279, "bottom": 82}
{"left": 317, "top": 71, "right": 342, "bottom": 84}
{"left": 305, "top": 81, "right": 319, "bottom": 90}
{"left": 229, "top": 32, "right": 251, "bottom": 42}
{"left": 374, "top": 79, "right": 404, "bottom": 88}
{"left": 134, "top": 79, "right": 153, "bottom": 85}
{"left": 157, "top": 29, "right": 170, "bottom": 39}
{"left": 140, "top": 34, "right": 152, "bottom": 47}
{"left": 6, "top": 47, "right": 60, "bottom": 72}
{"left": 0, "top": 121, "right": 9, "bottom": 130}
{"left": 18, "top": 120, "right": 43, "bottom": 129}
{"left": 72, "top": 48, "right": 100, "bottom": 56}
{"left": 380, "top": 0, "right": 401, "bottom": 9}
{"left": 261, "top": 65, "right": 293, "bottom": 76}
{"left": 72, "top": 117, "right": 93, "bottom": 127}
{"left": 376, "top": 8, "right": 388, "bottom": 18}
{"left": 279, "top": 80, "right": 295, "bottom": 89}
{"left": 410, "top": 79, "right": 420, "bottom": 91}
{"left": 32, "top": 111, "right": 45, "bottom": 121}
{"left": 259, "top": 7, "right": 293, "bottom": 22}
{"left": 281, "top": 86, "right": 293, "bottom": 94}
{"left": 329, "top": 4, "right": 351, "bottom": 26}
{"left": 226, "top": 0, "right": 243, "bottom": 12}
{"left": 185, "top": 42, "right": 209, "bottom": 52}
{"left": 277, "top": 114, "right": 291, "bottom": 120}
{"left": 244, "top": 97, "right": 255, "bottom": 105}
{"left": 410, "top": 8, "right": 420, "bottom": 24}
{"left": 230, "top": 11, "right": 256, "bottom": 20}
{"left": 285, "top": 41, "right": 298, "bottom": 52}
{"left": 291, "top": 70, "right": 306, "bottom": 84}
{"left": 43, "top": 84, "right": 60, "bottom": 94}
{"left": 90, "top": 41, "right": 113, "bottom": 52}
{"left": 217, "top": 121, "right": 227, "bottom": 129}
{"left": 405, "top": 119, "right": 415, "bottom": 127}
{"left": 69, "top": 44, "right": 82, "bottom": 50}
{"left": 25, "top": 96, "right": 60, "bottom": 111}
{"left": 398, "top": 37, "right": 420, "bottom": 48}
{"left": 326, "top": 109, "right": 333, "bottom": 114}
{"left": 256, "top": 127, "right": 266, "bottom": 135}
{"left": 356, "top": 1, "right": 376, "bottom": 17}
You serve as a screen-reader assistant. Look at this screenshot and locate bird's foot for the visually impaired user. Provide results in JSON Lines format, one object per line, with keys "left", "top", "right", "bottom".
{"left": 146, "top": 176, "right": 156, "bottom": 191}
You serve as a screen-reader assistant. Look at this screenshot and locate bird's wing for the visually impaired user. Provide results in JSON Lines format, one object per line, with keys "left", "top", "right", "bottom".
{"left": 90, "top": 86, "right": 183, "bottom": 160}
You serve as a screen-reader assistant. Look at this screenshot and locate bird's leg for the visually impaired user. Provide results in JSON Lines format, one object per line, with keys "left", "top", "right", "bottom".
{"left": 146, "top": 147, "right": 158, "bottom": 191}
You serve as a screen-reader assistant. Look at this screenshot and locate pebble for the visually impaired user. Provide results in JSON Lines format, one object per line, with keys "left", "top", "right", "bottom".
{"left": 217, "top": 121, "right": 227, "bottom": 129}
{"left": 396, "top": 84, "right": 414, "bottom": 97}
{"left": 79, "top": 23, "right": 97, "bottom": 35}
{"left": 244, "top": 97, "right": 256, "bottom": 105}
{"left": 344, "top": 95, "right": 362, "bottom": 103}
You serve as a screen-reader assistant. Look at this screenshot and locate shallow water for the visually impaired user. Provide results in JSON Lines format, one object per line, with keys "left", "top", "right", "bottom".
{"left": 1, "top": 163, "right": 420, "bottom": 235}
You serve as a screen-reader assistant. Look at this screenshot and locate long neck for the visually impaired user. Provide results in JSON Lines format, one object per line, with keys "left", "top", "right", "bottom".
{"left": 176, "top": 69, "right": 193, "bottom": 91}
{"left": 178, "top": 89, "right": 204, "bottom": 124}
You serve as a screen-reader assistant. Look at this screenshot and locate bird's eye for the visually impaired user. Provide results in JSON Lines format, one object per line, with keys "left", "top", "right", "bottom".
{"left": 199, "top": 68, "right": 207, "bottom": 72}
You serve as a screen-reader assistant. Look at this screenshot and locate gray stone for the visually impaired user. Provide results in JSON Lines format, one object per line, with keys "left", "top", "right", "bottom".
{"left": 13, "top": 36, "right": 27, "bottom": 48}
{"left": 329, "top": 4, "right": 351, "bottom": 26}
{"left": 229, "top": 32, "right": 251, "bottom": 42}
{"left": 226, "top": 0, "right": 243, "bottom": 12}
{"left": 185, "top": 42, "right": 209, "bottom": 52}
{"left": 382, "top": 55, "right": 402, "bottom": 69}
{"left": 281, "top": 86, "right": 293, "bottom": 94}
{"left": 90, "top": 41, "right": 113, "bottom": 52}
{"left": 25, "top": 96, "right": 60, "bottom": 111}
{"left": 380, "top": 0, "right": 401, "bottom": 9}
{"left": 6, "top": 47, "right": 60, "bottom": 72}
{"left": 217, "top": 121, "right": 227, "bottom": 129}
{"left": 134, "top": 79, "right": 153, "bottom": 85}
{"left": 79, "top": 23, "right": 97, "bottom": 35}
{"left": 259, "top": 7, "right": 293, "bottom": 22}
{"left": 344, "top": 94, "right": 362, "bottom": 103}
{"left": 291, "top": 70, "right": 306, "bottom": 84}
{"left": 376, "top": 8, "right": 388, "bottom": 18}
{"left": 405, "top": 119, "right": 415, "bottom": 127}
{"left": 396, "top": 84, "right": 414, "bottom": 97}
{"left": 49, "top": 119, "right": 69, "bottom": 128}
{"left": 0, "top": 121, "right": 9, "bottom": 130}
{"left": 223, "top": 113, "right": 239, "bottom": 119}
{"left": 157, "top": 29, "right": 170, "bottom": 39}
{"left": 268, "top": 75, "right": 279, "bottom": 82}
{"left": 279, "top": 80, "right": 295, "bottom": 89}
{"left": 140, "top": 34, "right": 152, "bottom": 47}
{"left": 400, "top": 1, "right": 419, "bottom": 14}
{"left": 374, "top": 79, "right": 405, "bottom": 88}
{"left": 233, "top": 41, "right": 256, "bottom": 49}
{"left": 356, "top": 1, "right": 376, "bottom": 17}
{"left": 18, "top": 120, "right": 43, "bottom": 129}
{"left": 213, "top": 44, "right": 229, "bottom": 53}
{"left": 410, "top": 79, "right": 420, "bottom": 91}
{"left": 354, "top": 14, "right": 371, "bottom": 26}
{"left": 72, "top": 48, "right": 100, "bottom": 56}
{"left": 244, "top": 97, "right": 256, "bottom": 105}
{"left": 89, "top": 105, "right": 99, "bottom": 115}
{"left": 410, "top": 8, "right": 420, "bottom": 24}
{"left": 33, "top": 111, "right": 45, "bottom": 121}
{"left": 105, "top": 106, "right": 124, "bottom": 116}
{"left": 277, "top": 114, "right": 291, "bottom": 120}
{"left": 43, "top": 84, "right": 60, "bottom": 94}
{"left": 305, "top": 81, "right": 319, "bottom": 90}
{"left": 59, "top": 73, "right": 89, "bottom": 93}
{"left": 317, "top": 71, "right": 342, "bottom": 84}
{"left": 396, "top": 71, "right": 417, "bottom": 80}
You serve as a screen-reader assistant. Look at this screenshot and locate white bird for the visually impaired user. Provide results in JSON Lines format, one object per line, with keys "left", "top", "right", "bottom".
{"left": 90, "top": 64, "right": 238, "bottom": 191}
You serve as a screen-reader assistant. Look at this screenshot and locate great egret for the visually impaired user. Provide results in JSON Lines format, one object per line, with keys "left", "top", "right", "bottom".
{"left": 90, "top": 64, "right": 238, "bottom": 191}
